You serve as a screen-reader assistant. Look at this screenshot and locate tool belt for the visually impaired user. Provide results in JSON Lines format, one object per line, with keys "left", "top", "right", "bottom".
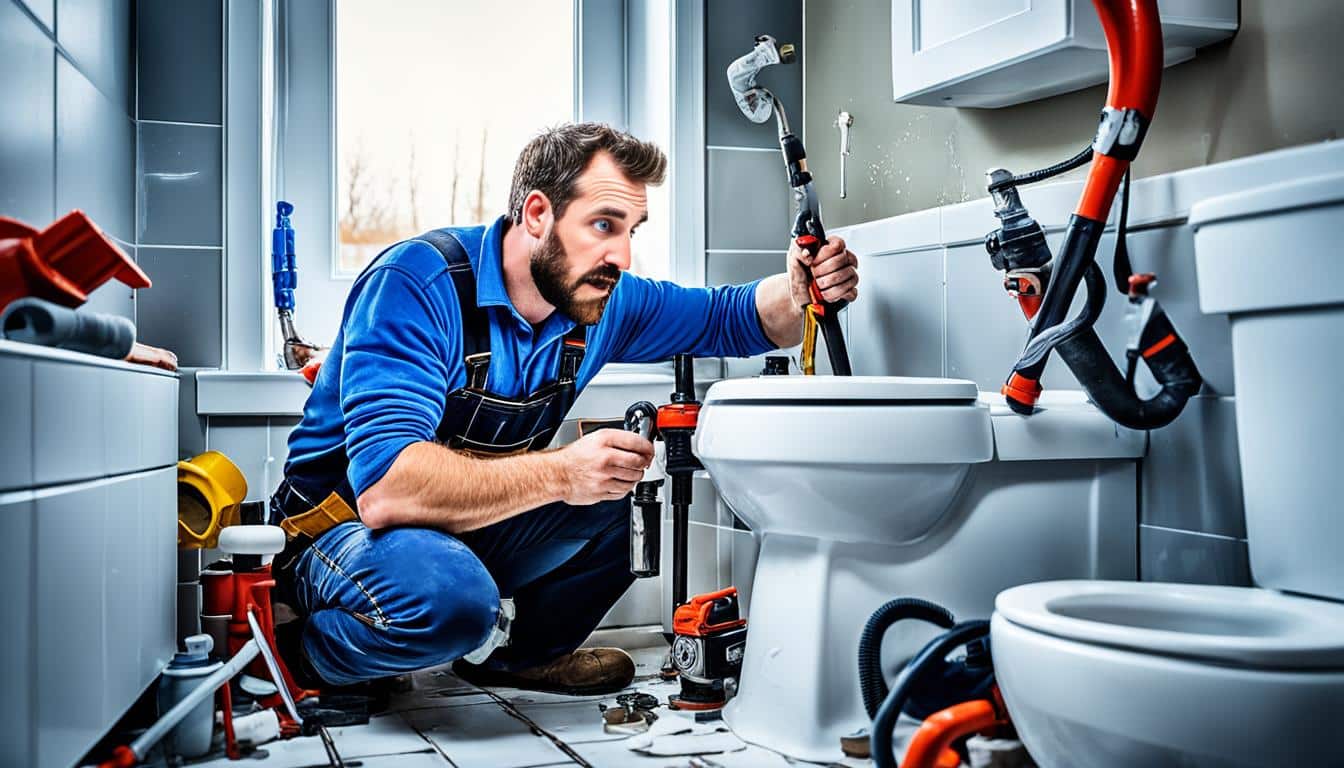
{"left": 267, "top": 472, "right": 359, "bottom": 607}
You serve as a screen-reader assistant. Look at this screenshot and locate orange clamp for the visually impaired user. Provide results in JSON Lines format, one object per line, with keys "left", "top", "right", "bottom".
{"left": 1001, "top": 373, "right": 1042, "bottom": 408}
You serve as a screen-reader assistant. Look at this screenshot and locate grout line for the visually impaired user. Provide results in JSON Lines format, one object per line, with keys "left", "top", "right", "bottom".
{"left": 138, "top": 118, "right": 224, "bottom": 129}
{"left": 1139, "top": 524, "right": 1245, "bottom": 543}
{"left": 705, "top": 249, "right": 785, "bottom": 254}
{"left": 137, "top": 243, "right": 224, "bottom": 250}
{"left": 706, "top": 144, "right": 777, "bottom": 153}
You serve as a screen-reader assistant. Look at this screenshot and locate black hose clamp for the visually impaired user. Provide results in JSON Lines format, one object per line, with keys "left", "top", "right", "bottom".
{"left": 1092, "top": 107, "right": 1150, "bottom": 161}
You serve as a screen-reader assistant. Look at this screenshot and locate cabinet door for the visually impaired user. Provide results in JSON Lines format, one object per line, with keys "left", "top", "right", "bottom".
{"left": 35, "top": 479, "right": 107, "bottom": 768}
{"left": 0, "top": 356, "right": 34, "bottom": 491}
{"left": 0, "top": 492, "right": 34, "bottom": 756}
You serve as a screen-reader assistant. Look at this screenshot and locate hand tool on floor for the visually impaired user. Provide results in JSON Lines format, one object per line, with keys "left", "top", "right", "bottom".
{"left": 271, "top": 201, "right": 323, "bottom": 376}
{"left": 727, "top": 35, "right": 852, "bottom": 376}
{"left": 982, "top": 0, "right": 1200, "bottom": 430}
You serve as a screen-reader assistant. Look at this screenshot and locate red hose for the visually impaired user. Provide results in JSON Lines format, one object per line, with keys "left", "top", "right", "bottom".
{"left": 1077, "top": 0, "right": 1163, "bottom": 221}
{"left": 899, "top": 698, "right": 1005, "bottom": 768}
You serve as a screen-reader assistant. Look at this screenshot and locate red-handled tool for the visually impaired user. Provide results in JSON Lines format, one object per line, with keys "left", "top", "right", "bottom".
{"left": 726, "top": 34, "right": 853, "bottom": 376}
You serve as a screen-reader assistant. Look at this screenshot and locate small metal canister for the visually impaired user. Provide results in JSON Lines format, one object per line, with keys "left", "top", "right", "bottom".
{"left": 630, "top": 480, "right": 663, "bottom": 578}
{"left": 624, "top": 401, "right": 662, "bottom": 579}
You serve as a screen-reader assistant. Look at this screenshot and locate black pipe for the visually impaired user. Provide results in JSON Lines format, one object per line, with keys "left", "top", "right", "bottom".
{"left": 1005, "top": 215, "right": 1106, "bottom": 408}
{"left": 1057, "top": 321, "right": 1202, "bottom": 431}
{"left": 857, "top": 599, "right": 956, "bottom": 719}
{"left": 870, "top": 621, "right": 992, "bottom": 768}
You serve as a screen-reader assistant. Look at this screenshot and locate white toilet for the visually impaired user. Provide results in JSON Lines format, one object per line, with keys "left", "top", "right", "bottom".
{"left": 991, "top": 172, "right": 1344, "bottom": 767}
{"left": 695, "top": 377, "right": 1146, "bottom": 762}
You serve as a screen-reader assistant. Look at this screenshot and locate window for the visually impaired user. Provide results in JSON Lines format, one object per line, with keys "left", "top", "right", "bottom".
{"left": 259, "top": 0, "right": 687, "bottom": 366}
{"left": 335, "top": 0, "right": 575, "bottom": 275}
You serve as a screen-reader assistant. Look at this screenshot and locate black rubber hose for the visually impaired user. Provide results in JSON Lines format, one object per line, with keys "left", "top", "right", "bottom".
{"left": 1057, "top": 317, "right": 1203, "bottom": 431}
{"left": 858, "top": 599, "right": 956, "bottom": 719}
{"left": 988, "top": 145, "right": 1093, "bottom": 192}
{"left": 871, "top": 621, "right": 992, "bottom": 768}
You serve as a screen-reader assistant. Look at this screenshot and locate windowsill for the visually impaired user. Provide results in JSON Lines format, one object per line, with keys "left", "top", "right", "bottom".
{"left": 194, "top": 359, "right": 728, "bottom": 418}
{"left": 196, "top": 370, "right": 311, "bottom": 416}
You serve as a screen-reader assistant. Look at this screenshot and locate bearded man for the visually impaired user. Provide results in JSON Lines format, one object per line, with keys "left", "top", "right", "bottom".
{"left": 270, "top": 122, "right": 858, "bottom": 694}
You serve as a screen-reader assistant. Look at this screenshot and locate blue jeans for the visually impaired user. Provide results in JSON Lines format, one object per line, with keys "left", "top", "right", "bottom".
{"left": 286, "top": 498, "right": 634, "bottom": 686}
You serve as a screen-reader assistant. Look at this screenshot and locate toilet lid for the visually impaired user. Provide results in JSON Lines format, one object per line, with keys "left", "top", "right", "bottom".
{"left": 996, "top": 580, "right": 1344, "bottom": 669}
{"left": 703, "top": 375, "right": 979, "bottom": 404}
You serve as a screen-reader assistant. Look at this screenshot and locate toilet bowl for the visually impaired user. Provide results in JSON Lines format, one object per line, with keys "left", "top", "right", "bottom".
{"left": 990, "top": 171, "right": 1344, "bottom": 767}
{"left": 695, "top": 376, "right": 1146, "bottom": 762}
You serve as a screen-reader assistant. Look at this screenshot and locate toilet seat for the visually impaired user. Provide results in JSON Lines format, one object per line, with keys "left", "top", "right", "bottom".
{"left": 996, "top": 580, "right": 1344, "bottom": 669}
{"left": 701, "top": 375, "right": 979, "bottom": 404}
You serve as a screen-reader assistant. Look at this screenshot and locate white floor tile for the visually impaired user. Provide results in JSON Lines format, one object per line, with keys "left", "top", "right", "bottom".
{"left": 354, "top": 751, "right": 454, "bottom": 767}
{"left": 512, "top": 699, "right": 630, "bottom": 745}
{"left": 411, "top": 700, "right": 576, "bottom": 768}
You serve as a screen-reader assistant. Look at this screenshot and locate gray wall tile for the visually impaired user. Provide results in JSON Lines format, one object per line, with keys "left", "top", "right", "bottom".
{"left": 1142, "top": 396, "right": 1245, "bottom": 538}
{"left": 705, "top": 0, "right": 802, "bottom": 149}
{"left": 267, "top": 417, "right": 301, "bottom": 497}
{"left": 707, "top": 149, "right": 792, "bottom": 250}
{"left": 81, "top": 240, "right": 135, "bottom": 320}
{"left": 845, "top": 248, "right": 945, "bottom": 377}
{"left": 18, "top": 0, "right": 54, "bottom": 32}
{"left": 56, "top": 54, "right": 135, "bottom": 242}
{"left": 177, "top": 368, "right": 208, "bottom": 459}
{"left": 1140, "top": 525, "right": 1252, "bottom": 587}
{"left": 706, "top": 250, "right": 784, "bottom": 286}
{"left": 137, "top": 0, "right": 222, "bottom": 123}
{"left": 135, "top": 247, "right": 222, "bottom": 367}
{"left": 205, "top": 417, "right": 269, "bottom": 502}
{"left": 55, "top": 0, "right": 133, "bottom": 115}
{"left": 138, "top": 122, "right": 223, "bottom": 245}
{"left": 1, "top": 0, "right": 56, "bottom": 225}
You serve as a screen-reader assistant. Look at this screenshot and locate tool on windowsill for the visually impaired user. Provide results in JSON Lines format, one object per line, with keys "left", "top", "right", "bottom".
{"left": 272, "top": 201, "right": 324, "bottom": 382}
{"left": 727, "top": 35, "right": 853, "bottom": 376}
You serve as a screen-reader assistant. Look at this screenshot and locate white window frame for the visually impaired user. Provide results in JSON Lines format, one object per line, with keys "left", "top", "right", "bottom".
{"left": 224, "top": 0, "right": 704, "bottom": 370}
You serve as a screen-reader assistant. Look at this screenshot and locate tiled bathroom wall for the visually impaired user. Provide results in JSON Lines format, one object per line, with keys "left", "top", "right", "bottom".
{"left": 134, "top": 0, "right": 225, "bottom": 368}
{"left": 0, "top": 0, "right": 136, "bottom": 321}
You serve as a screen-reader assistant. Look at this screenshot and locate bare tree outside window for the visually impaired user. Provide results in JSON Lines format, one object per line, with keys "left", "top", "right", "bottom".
{"left": 336, "top": 0, "right": 574, "bottom": 276}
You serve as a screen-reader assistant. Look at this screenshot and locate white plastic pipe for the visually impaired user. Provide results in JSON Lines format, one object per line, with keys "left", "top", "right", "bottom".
{"left": 127, "top": 639, "right": 260, "bottom": 761}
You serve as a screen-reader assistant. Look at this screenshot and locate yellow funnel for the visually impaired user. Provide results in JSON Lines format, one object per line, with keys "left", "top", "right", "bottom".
{"left": 177, "top": 450, "right": 248, "bottom": 549}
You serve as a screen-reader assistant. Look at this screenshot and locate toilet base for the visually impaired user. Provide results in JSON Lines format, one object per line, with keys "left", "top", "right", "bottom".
{"left": 725, "top": 472, "right": 1137, "bottom": 763}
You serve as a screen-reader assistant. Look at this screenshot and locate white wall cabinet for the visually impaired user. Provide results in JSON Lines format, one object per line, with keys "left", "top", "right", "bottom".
{"left": 891, "top": 0, "right": 1238, "bottom": 108}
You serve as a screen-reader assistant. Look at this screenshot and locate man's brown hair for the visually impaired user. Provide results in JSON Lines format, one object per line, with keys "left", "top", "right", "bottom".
{"left": 507, "top": 122, "right": 667, "bottom": 225}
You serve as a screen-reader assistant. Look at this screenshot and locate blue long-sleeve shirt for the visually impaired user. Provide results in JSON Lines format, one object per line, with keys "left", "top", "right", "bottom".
{"left": 285, "top": 216, "right": 776, "bottom": 497}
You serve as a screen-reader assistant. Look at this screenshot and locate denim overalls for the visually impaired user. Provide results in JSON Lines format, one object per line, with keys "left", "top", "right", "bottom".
{"left": 268, "top": 230, "right": 633, "bottom": 686}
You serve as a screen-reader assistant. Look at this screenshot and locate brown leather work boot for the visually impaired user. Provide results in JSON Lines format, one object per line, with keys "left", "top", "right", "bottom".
{"left": 453, "top": 648, "right": 636, "bottom": 695}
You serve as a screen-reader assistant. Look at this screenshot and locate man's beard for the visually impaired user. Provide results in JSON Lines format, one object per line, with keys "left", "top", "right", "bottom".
{"left": 530, "top": 228, "right": 620, "bottom": 325}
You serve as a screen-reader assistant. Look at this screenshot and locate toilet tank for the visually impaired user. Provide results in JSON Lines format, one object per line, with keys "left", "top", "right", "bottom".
{"left": 1191, "top": 172, "right": 1344, "bottom": 602}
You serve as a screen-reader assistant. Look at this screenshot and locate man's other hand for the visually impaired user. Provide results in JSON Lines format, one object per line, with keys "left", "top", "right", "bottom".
{"left": 787, "top": 236, "right": 859, "bottom": 308}
{"left": 558, "top": 429, "right": 655, "bottom": 506}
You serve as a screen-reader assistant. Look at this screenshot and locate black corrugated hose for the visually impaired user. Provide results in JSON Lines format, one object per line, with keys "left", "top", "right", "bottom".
{"left": 857, "top": 598, "right": 956, "bottom": 719}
